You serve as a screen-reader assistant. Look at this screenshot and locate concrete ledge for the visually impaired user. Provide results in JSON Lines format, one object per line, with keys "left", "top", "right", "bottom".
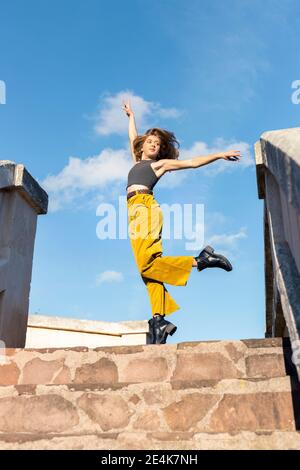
{"left": 0, "top": 161, "right": 15, "bottom": 188}
{"left": 259, "top": 127, "right": 300, "bottom": 212}
{"left": 28, "top": 314, "right": 149, "bottom": 335}
{"left": 260, "top": 127, "right": 300, "bottom": 158}
{"left": 26, "top": 314, "right": 149, "bottom": 348}
{"left": 0, "top": 160, "right": 48, "bottom": 214}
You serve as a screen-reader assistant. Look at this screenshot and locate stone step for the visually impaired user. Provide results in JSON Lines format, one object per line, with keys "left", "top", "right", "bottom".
{"left": 1, "top": 430, "right": 300, "bottom": 450}
{"left": 0, "top": 377, "right": 299, "bottom": 437}
{"left": 1, "top": 338, "right": 296, "bottom": 386}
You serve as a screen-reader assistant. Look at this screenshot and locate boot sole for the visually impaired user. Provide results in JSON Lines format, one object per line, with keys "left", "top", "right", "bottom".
{"left": 165, "top": 323, "right": 177, "bottom": 336}
{"left": 212, "top": 252, "right": 232, "bottom": 271}
{"left": 157, "top": 323, "right": 177, "bottom": 344}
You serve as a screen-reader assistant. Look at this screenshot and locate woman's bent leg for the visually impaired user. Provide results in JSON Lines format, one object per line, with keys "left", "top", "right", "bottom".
{"left": 142, "top": 276, "right": 180, "bottom": 316}
{"left": 141, "top": 254, "right": 194, "bottom": 286}
{"left": 128, "top": 195, "right": 194, "bottom": 286}
{"left": 128, "top": 193, "right": 193, "bottom": 317}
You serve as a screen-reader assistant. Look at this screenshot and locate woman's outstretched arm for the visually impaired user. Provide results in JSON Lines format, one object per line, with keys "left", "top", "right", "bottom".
{"left": 157, "top": 150, "right": 241, "bottom": 172}
{"left": 122, "top": 100, "right": 138, "bottom": 162}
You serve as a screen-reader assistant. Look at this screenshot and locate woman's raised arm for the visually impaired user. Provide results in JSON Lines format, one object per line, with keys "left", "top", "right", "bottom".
{"left": 160, "top": 150, "right": 242, "bottom": 172}
{"left": 122, "top": 100, "right": 138, "bottom": 162}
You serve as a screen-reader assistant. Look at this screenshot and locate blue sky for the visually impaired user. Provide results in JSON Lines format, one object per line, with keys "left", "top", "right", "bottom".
{"left": 1, "top": 0, "right": 299, "bottom": 343}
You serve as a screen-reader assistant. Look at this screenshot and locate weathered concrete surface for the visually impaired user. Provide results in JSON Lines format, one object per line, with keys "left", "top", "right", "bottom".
{"left": 26, "top": 315, "right": 149, "bottom": 348}
{"left": 260, "top": 127, "right": 300, "bottom": 212}
{"left": 0, "top": 161, "right": 48, "bottom": 348}
{"left": 255, "top": 128, "right": 300, "bottom": 380}
{"left": 0, "top": 161, "right": 48, "bottom": 214}
{"left": 0, "top": 338, "right": 296, "bottom": 386}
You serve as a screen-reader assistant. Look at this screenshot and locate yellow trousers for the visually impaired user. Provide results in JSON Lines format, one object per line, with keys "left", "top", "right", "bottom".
{"left": 127, "top": 193, "right": 194, "bottom": 317}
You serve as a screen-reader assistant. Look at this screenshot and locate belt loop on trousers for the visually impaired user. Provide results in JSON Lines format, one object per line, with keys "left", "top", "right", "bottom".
{"left": 127, "top": 189, "right": 153, "bottom": 201}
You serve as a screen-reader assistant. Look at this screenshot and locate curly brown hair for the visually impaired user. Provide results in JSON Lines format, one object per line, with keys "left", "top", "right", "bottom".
{"left": 133, "top": 128, "right": 180, "bottom": 162}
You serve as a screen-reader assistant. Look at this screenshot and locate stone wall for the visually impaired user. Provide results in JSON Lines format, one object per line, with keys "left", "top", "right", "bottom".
{"left": 0, "top": 338, "right": 299, "bottom": 449}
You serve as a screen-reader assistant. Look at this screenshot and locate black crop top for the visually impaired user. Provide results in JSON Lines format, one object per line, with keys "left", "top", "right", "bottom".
{"left": 126, "top": 160, "right": 161, "bottom": 190}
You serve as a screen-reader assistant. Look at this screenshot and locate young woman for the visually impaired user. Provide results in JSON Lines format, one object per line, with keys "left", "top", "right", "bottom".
{"left": 122, "top": 100, "right": 241, "bottom": 344}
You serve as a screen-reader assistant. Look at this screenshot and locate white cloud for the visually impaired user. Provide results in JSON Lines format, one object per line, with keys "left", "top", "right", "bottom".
{"left": 41, "top": 148, "right": 131, "bottom": 212}
{"left": 188, "top": 209, "right": 247, "bottom": 256}
{"left": 40, "top": 90, "right": 252, "bottom": 209}
{"left": 93, "top": 90, "right": 182, "bottom": 136}
{"left": 207, "top": 227, "right": 247, "bottom": 248}
{"left": 40, "top": 133, "right": 253, "bottom": 211}
{"left": 159, "top": 168, "right": 189, "bottom": 189}
{"left": 205, "top": 227, "right": 248, "bottom": 261}
{"left": 43, "top": 149, "right": 130, "bottom": 191}
{"left": 183, "top": 138, "right": 254, "bottom": 177}
{"left": 159, "top": 137, "right": 254, "bottom": 188}
{"left": 96, "top": 270, "right": 124, "bottom": 285}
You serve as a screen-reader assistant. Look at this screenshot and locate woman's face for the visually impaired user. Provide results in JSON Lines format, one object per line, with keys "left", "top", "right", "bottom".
{"left": 142, "top": 135, "right": 161, "bottom": 159}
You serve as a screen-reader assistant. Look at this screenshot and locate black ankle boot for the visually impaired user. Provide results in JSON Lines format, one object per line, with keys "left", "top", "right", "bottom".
{"left": 148, "top": 314, "right": 177, "bottom": 344}
{"left": 195, "top": 245, "right": 232, "bottom": 272}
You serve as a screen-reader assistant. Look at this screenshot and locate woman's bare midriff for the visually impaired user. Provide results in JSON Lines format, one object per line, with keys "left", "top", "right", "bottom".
{"left": 127, "top": 159, "right": 162, "bottom": 194}
{"left": 127, "top": 184, "right": 150, "bottom": 194}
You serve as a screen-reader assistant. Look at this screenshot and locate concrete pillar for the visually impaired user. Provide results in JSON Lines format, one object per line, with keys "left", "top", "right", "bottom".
{"left": 0, "top": 160, "right": 48, "bottom": 347}
{"left": 255, "top": 127, "right": 300, "bottom": 380}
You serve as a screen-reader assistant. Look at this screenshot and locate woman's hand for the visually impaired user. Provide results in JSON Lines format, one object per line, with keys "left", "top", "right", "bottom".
{"left": 122, "top": 99, "right": 134, "bottom": 118}
{"left": 218, "top": 150, "right": 241, "bottom": 161}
